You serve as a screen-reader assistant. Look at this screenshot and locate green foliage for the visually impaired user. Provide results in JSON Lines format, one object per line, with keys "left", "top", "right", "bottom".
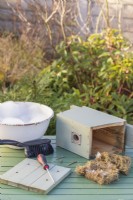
{"left": 0, "top": 29, "right": 133, "bottom": 134}
{"left": 51, "top": 29, "right": 133, "bottom": 96}
{"left": 41, "top": 29, "right": 133, "bottom": 125}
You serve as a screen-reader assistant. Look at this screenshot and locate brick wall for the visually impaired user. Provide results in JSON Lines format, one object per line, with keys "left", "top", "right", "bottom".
{"left": 90, "top": 0, "right": 133, "bottom": 43}
{"left": 0, "top": 0, "right": 133, "bottom": 43}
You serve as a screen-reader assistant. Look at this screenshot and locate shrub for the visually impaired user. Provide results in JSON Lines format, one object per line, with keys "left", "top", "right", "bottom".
{"left": 0, "top": 29, "right": 133, "bottom": 135}
{"left": 40, "top": 29, "right": 133, "bottom": 124}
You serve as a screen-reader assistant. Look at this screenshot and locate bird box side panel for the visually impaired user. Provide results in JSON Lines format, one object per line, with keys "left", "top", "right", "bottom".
{"left": 56, "top": 114, "right": 92, "bottom": 159}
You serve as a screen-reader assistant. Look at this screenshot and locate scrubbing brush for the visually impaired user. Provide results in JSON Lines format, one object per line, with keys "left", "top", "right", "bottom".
{"left": 0, "top": 138, "right": 54, "bottom": 157}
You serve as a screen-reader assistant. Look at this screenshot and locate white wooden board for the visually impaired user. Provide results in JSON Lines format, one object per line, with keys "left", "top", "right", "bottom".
{"left": 0, "top": 158, "right": 71, "bottom": 194}
{"left": 126, "top": 124, "right": 133, "bottom": 147}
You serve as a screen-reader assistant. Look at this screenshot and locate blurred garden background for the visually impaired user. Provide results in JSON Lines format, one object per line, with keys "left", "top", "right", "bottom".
{"left": 0, "top": 0, "right": 133, "bottom": 134}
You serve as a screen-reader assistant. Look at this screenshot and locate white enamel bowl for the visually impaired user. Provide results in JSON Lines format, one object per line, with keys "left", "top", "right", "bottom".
{"left": 0, "top": 101, "right": 54, "bottom": 142}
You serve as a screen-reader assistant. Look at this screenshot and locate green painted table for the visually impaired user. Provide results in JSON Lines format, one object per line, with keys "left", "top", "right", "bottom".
{"left": 0, "top": 136, "right": 133, "bottom": 200}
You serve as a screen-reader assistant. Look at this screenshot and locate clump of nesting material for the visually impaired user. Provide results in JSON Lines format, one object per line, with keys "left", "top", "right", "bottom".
{"left": 75, "top": 160, "right": 119, "bottom": 185}
{"left": 75, "top": 152, "right": 132, "bottom": 185}
{"left": 96, "top": 152, "right": 131, "bottom": 175}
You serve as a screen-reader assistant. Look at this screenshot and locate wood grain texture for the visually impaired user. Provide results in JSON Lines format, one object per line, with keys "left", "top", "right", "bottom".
{"left": 0, "top": 158, "right": 71, "bottom": 194}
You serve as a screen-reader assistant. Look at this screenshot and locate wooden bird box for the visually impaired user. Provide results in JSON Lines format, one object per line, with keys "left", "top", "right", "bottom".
{"left": 56, "top": 106, "right": 126, "bottom": 159}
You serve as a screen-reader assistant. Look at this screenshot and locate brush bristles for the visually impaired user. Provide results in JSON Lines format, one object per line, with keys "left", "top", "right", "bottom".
{"left": 24, "top": 144, "right": 54, "bottom": 157}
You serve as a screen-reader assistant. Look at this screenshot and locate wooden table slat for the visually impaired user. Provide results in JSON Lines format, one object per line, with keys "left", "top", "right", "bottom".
{"left": 0, "top": 135, "right": 133, "bottom": 200}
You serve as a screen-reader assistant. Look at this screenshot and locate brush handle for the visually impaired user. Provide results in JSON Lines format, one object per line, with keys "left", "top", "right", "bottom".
{"left": 0, "top": 138, "right": 51, "bottom": 147}
{"left": 24, "top": 139, "right": 51, "bottom": 146}
{"left": 0, "top": 139, "right": 23, "bottom": 147}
